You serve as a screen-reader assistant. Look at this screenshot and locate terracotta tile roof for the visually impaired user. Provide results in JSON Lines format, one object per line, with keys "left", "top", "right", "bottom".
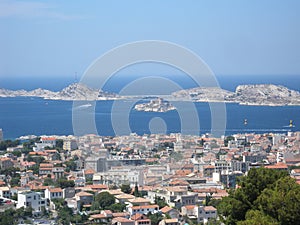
{"left": 76, "top": 191, "right": 93, "bottom": 197}
{"left": 103, "top": 210, "right": 113, "bottom": 215}
{"left": 40, "top": 163, "right": 54, "bottom": 168}
{"left": 160, "top": 206, "right": 173, "bottom": 213}
{"left": 107, "top": 189, "right": 124, "bottom": 195}
{"left": 86, "top": 184, "right": 108, "bottom": 190}
{"left": 85, "top": 169, "right": 95, "bottom": 174}
{"left": 112, "top": 212, "right": 130, "bottom": 218}
{"left": 204, "top": 206, "right": 217, "bottom": 211}
{"left": 112, "top": 217, "right": 133, "bottom": 223}
{"left": 90, "top": 213, "right": 107, "bottom": 219}
{"left": 129, "top": 197, "right": 150, "bottom": 203}
{"left": 184, "top": 205, "right": 196, "bottom": 210}
{"left": 203, "top": 165, "right": 215, "bottom": 169}
{"left": 0, "top": 157, "right": 12, "bottom": 161}
{"left": 39, "top": 167, "right": 52, "bottom": 171}
{"left": 164, "top": 219, "right": 178, "bottom": 223}
{"left": 292, "top": 169, "right": 300, "bottom": 173}
{"left": 41, "top": 137, "right": 56, "bottom": 141}
{"left": 265, "top": 162, "right": 288, "bottom": 169}
{"left": 116, "top": 193, "right": 135, "bottom": 199}
{"left": 169, "top": 179, "right": 189, "bottom": 186}
{"left": 175, "top": 170, "right": 191, "bottom": 176}
{"left": 131, "top": 204, "right": 159, "bottom": 210}
{"left": 131, "top": 213, "right": 146, "bottom": 220}
{"left": 48, "top": 187, "right": 62, "bottom": 193}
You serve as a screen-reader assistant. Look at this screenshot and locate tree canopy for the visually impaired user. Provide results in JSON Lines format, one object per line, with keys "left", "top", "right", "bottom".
{"left": 217, "top": 167, "right": 300, "bottom": 225}
{"left": 94, "top": 191, "right": 115, "bottom": 209}
{"left": 120, "top": 184, "right": 132, "bottom": 194}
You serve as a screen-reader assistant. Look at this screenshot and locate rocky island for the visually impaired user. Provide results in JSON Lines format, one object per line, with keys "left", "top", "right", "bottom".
{"left": 171, "top": 84, "right": 300, "bottom": 106}
{"left": 134, "top": 98, "right": 176, "bottom": 112}
{"left": 0, "top": 83, "right": 119, "bottom": 101}
{"left": 1, "top": 83, "right": 300, "bottom": 106}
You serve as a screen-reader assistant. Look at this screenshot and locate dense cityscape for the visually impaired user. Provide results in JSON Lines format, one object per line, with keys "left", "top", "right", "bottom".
{"left": 0, "top": 128, "right": 300, "bottom": 224}
{"left": 1, "top": 1, "right": 300, "bottom": 225}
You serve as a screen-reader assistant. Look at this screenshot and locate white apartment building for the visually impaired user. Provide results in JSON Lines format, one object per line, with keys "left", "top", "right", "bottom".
{"left": 17, "top": 191, "right": 47, "bottom": 215}
{"left": 44, "top": 187, "right": 63, "bottom": 201}
{"left": 128, "top": 204, "right": 159, "bottom": 215}
{"left": 93, "top": 167, "right": 144, "bottom": 186}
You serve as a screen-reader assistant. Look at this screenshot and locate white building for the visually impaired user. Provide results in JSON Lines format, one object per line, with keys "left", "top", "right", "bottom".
{"left": 198, "top": 206, "right": 217, "bottom": 224}
{"left": 44, "top": 187, "right": 63, "bottom": 201}
{"left": 128, "top": 204, "right": 159, "bottom": 215}
{"left": 93, "top": 167, "right": 144, "bottom": 186}
{"left": 33, "top": 137, "right": 56, "bottom": 151}
{"left": 0, "top": 186, "right": 11, "bottom": 198}
{"left": 181, "top": 205, "right": 217, "bottom": 224}
{"left": 17, "top": 191, "right": 47, "bottom": 215}
{"left": 63, "top": 138, "right": 78, "bottom": 151}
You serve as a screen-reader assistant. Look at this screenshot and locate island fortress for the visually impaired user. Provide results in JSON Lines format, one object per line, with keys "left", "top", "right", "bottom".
{"left": 0, "top": 83, "right": 300, "bottom": 106}
{"left": 134, "top": 98, "right": 176, "bottom": 112}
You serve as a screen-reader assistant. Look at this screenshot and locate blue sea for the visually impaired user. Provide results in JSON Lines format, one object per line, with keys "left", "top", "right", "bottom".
{"left": 0, "top": 74, "right": 299, "bottom": 139}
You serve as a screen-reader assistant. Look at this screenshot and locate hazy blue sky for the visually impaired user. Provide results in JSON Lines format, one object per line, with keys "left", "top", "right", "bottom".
{"left": 0, "top": 0, "right": 300, "bottom": 78}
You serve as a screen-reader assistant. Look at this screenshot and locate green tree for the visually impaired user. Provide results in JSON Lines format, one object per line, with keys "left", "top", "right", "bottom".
{"left": 43, "top": 177, "right": 55, "bottom": 186}
{"left": 56, "top": 178, "right": 75, "bottom": 189}
{"left": 65, "top": 159, "right": 77, "bottom": 171}
{"left": 11, "top": 151, "right": 21, "bottom": 157}
{"left": 217, "top": 168, "right": 288, "bottom": 225}
{"left": 26, "top": 155, "right": 45, "bottom": 164}
{"left": 155, "top": 196, "right": 168, "bottom": 209}
{"left": 133, "top": 184, "right": 140, "bottom": 197}
{"left": 95, "top": 192, "right": 115, "bottom": 209}
{"left": 224, "top": 136, "right": 234, "bottom": 147}
{"left": 108, "top": 203, "right": 126, "bottom": 212}
{"left": 121, "top": 184, "right": 132, "bottom": 194}
{"left": 10, "top": 176, "right": 20, "bottom": 186}
{"left": 0, "top": 167, "right": 20, "bottom": 176}
{"left": 0, "top": 208, "right": 15, "bottom": 225}
{"left": 237, "top": 210, "right": 279, "bottom": 225}
{"left": 148, "top": 212, "right": 163, "bottom": 225}
{"left": 0, "top": 140, "right": 20, "bottom": 150}
{"left": 255, "top": 176, "right": 300, "bottom": 225}
{"left": 28, "top": 164, "right": 39, "bottom": 175}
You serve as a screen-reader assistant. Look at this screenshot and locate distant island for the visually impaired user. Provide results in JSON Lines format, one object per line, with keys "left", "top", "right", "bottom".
{"left": 134, "top": 98, "right": 176, "bottom": 112}
{"left": 0, "top": 83, "right": 119, "bottom": 101}
{"left": 1, "top": 83, "right": 300, "bottom": 106}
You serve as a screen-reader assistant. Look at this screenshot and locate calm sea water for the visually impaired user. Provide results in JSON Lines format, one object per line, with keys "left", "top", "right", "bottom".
{"left": 0, "top": 75, "right": 299, "bottom": 139}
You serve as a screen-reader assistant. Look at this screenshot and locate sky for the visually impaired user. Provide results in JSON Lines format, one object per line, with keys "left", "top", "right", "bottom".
{"left": 0, "top": 0, "right": 300, "bottom": 79}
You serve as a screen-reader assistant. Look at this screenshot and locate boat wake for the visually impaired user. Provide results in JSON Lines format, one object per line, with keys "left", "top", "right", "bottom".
{"left": 73, "top": 104, "right": 92, "bottom": 110}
